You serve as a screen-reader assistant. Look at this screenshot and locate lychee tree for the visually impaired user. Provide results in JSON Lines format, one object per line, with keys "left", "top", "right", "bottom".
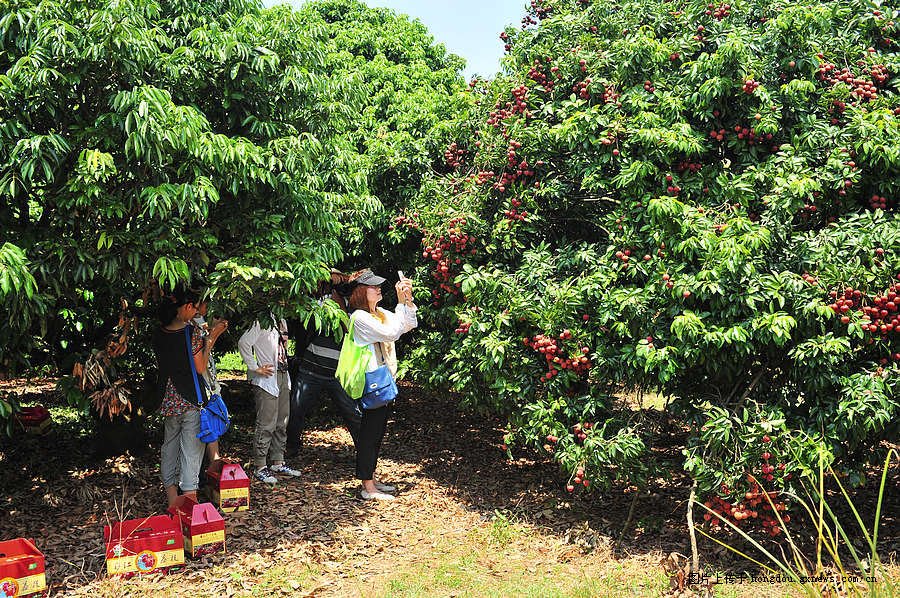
{"left": 0, "top": 0, "right": 465, "bottom": 409}
{"left": 391, "top": 0, "right": 900, "bottom": 538}
{"left": 294, "top": 0, "right": 468, "bottom": 265}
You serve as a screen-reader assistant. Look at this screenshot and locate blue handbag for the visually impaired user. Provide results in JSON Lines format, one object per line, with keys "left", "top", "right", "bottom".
{"left": 360, "top": 364, "right": 398, "bottom": 410}
{"left": 186, "top": 326, "right": 231, "bottom": 443}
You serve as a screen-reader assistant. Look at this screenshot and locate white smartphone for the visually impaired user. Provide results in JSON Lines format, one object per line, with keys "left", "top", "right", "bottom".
{"left": 398, "top": 270, "right": 406, "bottom": 280}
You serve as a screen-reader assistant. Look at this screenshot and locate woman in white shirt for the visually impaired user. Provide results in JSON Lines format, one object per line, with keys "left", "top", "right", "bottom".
{"left": 346, "top": 269, "right": 417, "bottom": 501}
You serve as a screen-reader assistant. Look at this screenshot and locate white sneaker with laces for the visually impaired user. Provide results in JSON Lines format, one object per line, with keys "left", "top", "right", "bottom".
{"left": 270, "top": 463, "right": 302, "bottom": 477}
{"left": 255, "top": 467, "right": 277, "bottom": 485}
{"left": 374, "top": 481, "right": 396, "bottom": 493}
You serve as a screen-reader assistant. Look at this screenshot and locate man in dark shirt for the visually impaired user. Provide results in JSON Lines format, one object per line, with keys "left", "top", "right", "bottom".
{"left": 285, "top": 280, "right": 362, "bottom": 459}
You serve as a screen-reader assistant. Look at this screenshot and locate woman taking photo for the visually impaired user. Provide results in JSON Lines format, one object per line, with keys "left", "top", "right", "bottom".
{"left": 152, "top": 288, "right": 226, "bottom": 507}
{"left": 346, "top": 269, "right": 417, "bottom": 501}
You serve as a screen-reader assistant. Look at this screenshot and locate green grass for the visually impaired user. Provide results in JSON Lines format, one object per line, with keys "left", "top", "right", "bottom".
{"left": 364, "top": 519, "right": 670, "bottom": 598}
{"left": 215, "top": 340, "right": 295, "bottom": 373}
{"left": 216, "top": 351, "right": 247, "bottom": 373}
{"left": 247, "top": 563, "right": 320, "bottom": 597}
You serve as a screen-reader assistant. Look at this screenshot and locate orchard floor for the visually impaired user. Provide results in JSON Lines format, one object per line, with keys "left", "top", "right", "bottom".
{"left": 0, "top": 377, "right": 897, "bottom": 598}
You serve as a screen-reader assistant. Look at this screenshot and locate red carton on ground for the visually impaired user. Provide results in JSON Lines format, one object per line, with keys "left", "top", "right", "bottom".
{"left": 167, "top": 497, "right": 226, "bottom": 558}
{"left": 103, "top": 515, "right": 184, "bottom": 577}
{"left": 15, "top": 407, "right": 51, "bottom": 435}
{"left": 0, "top": 538, "right": 47, "bottom": 598}
{"left": 207, "top": 462, "right": 249, "bottom": 512}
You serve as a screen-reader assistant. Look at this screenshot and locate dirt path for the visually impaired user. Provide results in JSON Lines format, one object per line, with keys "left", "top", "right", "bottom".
{"left": 0, "top": 380, "right": 895, "bottom": 597}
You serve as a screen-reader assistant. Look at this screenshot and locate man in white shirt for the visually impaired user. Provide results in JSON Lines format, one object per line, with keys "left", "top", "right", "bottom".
{"left": 238, "top": 317, "right": 301, "bottom": 484}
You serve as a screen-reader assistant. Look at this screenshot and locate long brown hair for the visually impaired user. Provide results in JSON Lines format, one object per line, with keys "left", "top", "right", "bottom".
{"left": 347, "top": 285, "right": 370, "bottom": 312}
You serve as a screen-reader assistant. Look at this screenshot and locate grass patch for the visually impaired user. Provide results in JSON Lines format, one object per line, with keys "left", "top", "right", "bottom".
{"left": 217, "top": 351, "right": 247, "bottom": 373}
{"left": 486, "top": 510, "right": 527, "bottom": 548}
{"left": 365, "top": 520, "right": 668, "bottom": 598}
{"left": 246, "top": 563, "right": 320, "bottom": 597}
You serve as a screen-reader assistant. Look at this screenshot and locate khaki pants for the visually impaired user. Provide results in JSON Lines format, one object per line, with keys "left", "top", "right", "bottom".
{"left": 252, "top": 371, "right": 290, "bottom": 468}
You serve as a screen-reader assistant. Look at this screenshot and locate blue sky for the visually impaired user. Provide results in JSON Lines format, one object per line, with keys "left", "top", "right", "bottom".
{"left": 263, "top": 0, "right": 527, "bottom": 78}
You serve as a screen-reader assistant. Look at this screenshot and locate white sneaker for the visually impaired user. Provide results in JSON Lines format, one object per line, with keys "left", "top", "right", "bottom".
{"left": 360, "top": 488, "right": 395, "bottom": 501}
{"left": 254, "top": 467, "right": 277, "bottom": 485}
{"left": 374, "top": 481, "right": 396, "bottom": 493}
{"left": 270, "top": 463, "right": 301, "bottom": 478}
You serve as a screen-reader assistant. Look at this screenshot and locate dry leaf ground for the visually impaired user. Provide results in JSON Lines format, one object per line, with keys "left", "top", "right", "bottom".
{"left": 0, "top": 377, "right": 896, "bottom": 597}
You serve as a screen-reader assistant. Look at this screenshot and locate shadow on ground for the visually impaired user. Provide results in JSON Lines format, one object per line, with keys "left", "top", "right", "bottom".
{"left": 0, "top": 377, "right": 896, "bottom": 595}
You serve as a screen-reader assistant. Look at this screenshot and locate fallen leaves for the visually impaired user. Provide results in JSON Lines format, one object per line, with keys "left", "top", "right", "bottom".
{"left": 1, "top": 379, "right": 896, "bottom": 596}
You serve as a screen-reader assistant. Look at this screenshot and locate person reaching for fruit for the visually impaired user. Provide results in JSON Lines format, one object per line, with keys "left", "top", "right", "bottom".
{"left": 152, "top": 287, "right": 225, "bottom": 507}
{"left": 345, "top": 269, "right": 417, "bottom": 501}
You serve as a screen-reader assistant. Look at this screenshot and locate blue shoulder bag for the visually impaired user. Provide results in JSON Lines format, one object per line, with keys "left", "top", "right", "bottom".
{"left": 186, "top": 326, "right": 231, "bottom": 443}
{"left": 360, "top": 360, "right": 398, "bottom": 410}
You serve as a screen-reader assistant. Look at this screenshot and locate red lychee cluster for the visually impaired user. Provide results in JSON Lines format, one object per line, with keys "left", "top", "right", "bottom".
{"left": 527, "top": 57, "right": 556, "bottom": 91}
{"left": 444, "top": 142, "right": 465, "bottom": 169}
{"left": 662, "top": 173, "right": 682, "bottom": 196}
{"left": 829, "top": 287, "right": 861, "bottom": 324}
{"left": 677, "top": 160, "right": 702, "bottom": 174}
{"left": 709, "top": 127, "right": 727, "bottom": 142}
{"left": 869, "top": 63, "right": 890, "bottom": 84}
{"left": 870, "top": 193, "right": 891, "bottom": 210}
{"left": 596, "top": 84, "right": 618, "bottom": 105}
{"left": 817, "top": 62, "right": 879, "bottom": 100}
{"left": 565, "top": 463, "right": 591, "bottom": 491}
{"left": 704, "top": 2, "right": 731, "bottom": 19}
{"left": 454, "top": 321, "right": 471, "bottom": 334}
{"left": 422, "top": 217, "right": 476, "bottom": 305}
{"left": 487, "top": 85, "right": 529, "bottom": 127}
{"left": 500, "top": 30, "right": 511, "bottom": 53}
{"left": 693, "top": 24, "right": 706, "bottom": 41}
{"left": 643, "top": 79, "right": 655, "bottom": 93}
{"left": 742, "top": 78, "right": 760, "bottom": 94}
{"left": 572, "top": 78, "right": 591, "bottom": 99}
{"left": 472, "top": 170, "right": 496, "bottom": 185}
{"left": 860, "top": 282, "right": 900, "bottom": 337}
{"left": 503, "top": 197, "right": 528, "bottom": 222}
{"left": 614, "top": 248, "right": 641, "bottom": 269}
{"left": 828, "top": 99, "right": 847, "bottom": 124}
{"left": 801, "top": 272, "right": 819, "bottom": 285}
{"left": 528, "top": 0, "right": 552, "bottom": 20}
{"left": 798, "top": 203, "right": 819, "bottom": 219}
{"left": 829, "top": 279, "right": 900, "bottom": 345}
{"left": 661, "top": 269, "right": 674, "bottom": 289}
{"left": 524, "top": 330, "right": 592, "bottom": 381}
{"left": 492, "top": 141, "right": 536, "bottom": 193}
{"left": 705, "top": 483, "right": 788, "bottom": 537}
{"left": 391, "top": 211, "right": 423, "bottom": 232}
{"left": 733, "top": 124, "right": 773, "bottom": 146}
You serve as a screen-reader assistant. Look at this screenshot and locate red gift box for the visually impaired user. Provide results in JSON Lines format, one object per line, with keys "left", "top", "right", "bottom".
{"left": 0, "top": 538, "right": 47, "bottom": 598}
{"left": 103, "top": 515, "right": 184, "bottom": 577}
{"left": 167, "top": 497, "right": 225, "bottom": 558}
{"left": 15, "top": 407, "right": 51, "bottom": 435}
{"left": 207, "top": 462, "right": 249, "bottom": 512}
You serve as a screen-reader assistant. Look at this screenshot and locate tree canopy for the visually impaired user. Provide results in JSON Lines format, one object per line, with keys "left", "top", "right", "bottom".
{"left": 389, "top": 0, "right": 900, "bottom": 505}
{"left": 0, "top": 0, "right": 465, "bottom": 376}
